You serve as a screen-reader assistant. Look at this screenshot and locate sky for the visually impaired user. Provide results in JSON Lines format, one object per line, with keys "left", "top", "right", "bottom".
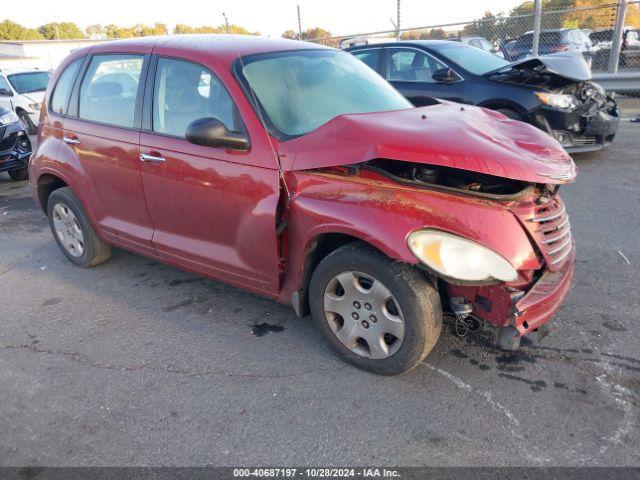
{"left": 11, "top": 0, "right": 523, "bottom": 38}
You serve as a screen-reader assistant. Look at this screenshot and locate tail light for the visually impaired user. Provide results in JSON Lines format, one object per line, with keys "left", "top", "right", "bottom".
{"left": 549, "top": 45, "right": 570, "bottom": 52}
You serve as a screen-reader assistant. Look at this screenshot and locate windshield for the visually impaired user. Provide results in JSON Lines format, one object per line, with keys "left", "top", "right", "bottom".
{"left": 239, "top": 49, "right": 412, "bottom": 138}
{"left": 428, "top": 42, "right": 509, "bottom": 75}
{"left": 7, "top": 71, "right": 51, "bottom": 94}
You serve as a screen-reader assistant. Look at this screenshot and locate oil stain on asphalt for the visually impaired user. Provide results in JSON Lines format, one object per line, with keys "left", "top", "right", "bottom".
{"left": 251, "top": 322, "right": 285, "bottom": 337}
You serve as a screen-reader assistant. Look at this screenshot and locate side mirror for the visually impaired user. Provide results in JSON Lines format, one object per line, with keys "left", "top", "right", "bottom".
{"left": 432, "top": 68, "right": 458, "bottom": 83}
{"left": 0, "top": 87, "right": 13, "bottom": 96}
{"left": 185, "top": 117, "right": 250, "bottom": 151}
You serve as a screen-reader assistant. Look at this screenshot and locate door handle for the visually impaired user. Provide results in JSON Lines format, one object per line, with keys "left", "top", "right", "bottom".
{"left": 63, "top": 136, "right": 80, "bottom": 145}
{"left": 140, "top": 153, "right": 166, "bottom": 163}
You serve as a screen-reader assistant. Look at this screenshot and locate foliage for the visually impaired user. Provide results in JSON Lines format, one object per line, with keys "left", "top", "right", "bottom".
{"left": 0, "top": 19, "right": 43, "bottom": 40}
{"left": 103, "top": 23, "right": 169, "bottom": 39}
{"left": 281, "top": 27, "right": 338, "bottom": 47}
{"left": 173, "top": 24, "right": 258, "bottom": 35}
{"left": 39, "top": 22, "right": 85, "bottom": 40}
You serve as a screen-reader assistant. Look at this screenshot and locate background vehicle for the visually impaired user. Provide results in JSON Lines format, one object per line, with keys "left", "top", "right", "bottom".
{"left": 590, "top": 27, "right": 640, "bottom": 69}
{"left": 31, "top": 36, "right": 576, "bottom": 375}
{"left": 0, "top": 105, "right": 31, "bottom": 180}
{"left": 340, "top": 36, "right": 396, "bottom": 49}
{"left": 505, "top": 29, "right": 595, "bottom": 66}
{"left": 347, "top": 40, "right": 619, "bottom": 152}
{"left": 0, "top": 68, "right": 51, "bottom": 134}
{"left": 457, "top": 36, "right": 505, "bottom": 57}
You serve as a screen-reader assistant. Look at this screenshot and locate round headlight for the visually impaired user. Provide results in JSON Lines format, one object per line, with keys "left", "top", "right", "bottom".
{"left": 407, "top": 230, "right": 518, "bottom": 283}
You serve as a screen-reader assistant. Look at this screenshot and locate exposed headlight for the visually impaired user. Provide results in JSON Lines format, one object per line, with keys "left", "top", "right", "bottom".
{"left": 0, "top": 111, "right": 20, "bottom": 126}
{"left": 407, "top": 230, "right": 518, "bottom": 283}
{"left": 28, "top": 103, "right": 41, "bottom": 111}
{"left": 535, "top": 92, "right": 579, "bottom": 110}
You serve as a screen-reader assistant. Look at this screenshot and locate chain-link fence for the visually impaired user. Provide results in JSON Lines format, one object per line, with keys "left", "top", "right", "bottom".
{"left": 308, "top": 0, "right": 640, "bottom": 115}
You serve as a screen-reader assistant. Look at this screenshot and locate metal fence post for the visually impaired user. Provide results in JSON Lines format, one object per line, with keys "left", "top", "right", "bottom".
{"left": 532, "top": 0, "right": 542, "bottom": 57}
{"left": 608, "top": 0, "right": 628, "bottom": 73}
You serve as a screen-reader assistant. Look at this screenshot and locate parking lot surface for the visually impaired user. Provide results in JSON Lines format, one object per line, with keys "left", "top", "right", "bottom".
{"left": 0, "top": 123, "right": 639, "bottom": 466}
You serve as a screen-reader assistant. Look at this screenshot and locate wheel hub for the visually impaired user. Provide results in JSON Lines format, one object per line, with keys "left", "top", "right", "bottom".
{"left": 323, "top": 271, "right": 405, "bottom": 360}
{"left": 52, "top": 202, "right": 84, "bottom": 258}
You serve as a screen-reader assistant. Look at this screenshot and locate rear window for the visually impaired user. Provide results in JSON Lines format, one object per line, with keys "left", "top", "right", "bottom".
{"left": 50, "top": 58, "right": 83, "bottom": 115}
{"left": 78, "top": 54, "right": 144, "bottom": 128}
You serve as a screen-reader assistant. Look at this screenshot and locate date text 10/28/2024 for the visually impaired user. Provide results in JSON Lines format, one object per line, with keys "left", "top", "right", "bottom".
{"left": 233, "top": 468, "right": 400, "bottom": 478}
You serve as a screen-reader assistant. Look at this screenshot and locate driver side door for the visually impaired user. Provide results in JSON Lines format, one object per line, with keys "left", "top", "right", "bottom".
{"left": 139, "top": 55, "right": 281, "bottom": 295}
{"left": 383, "top": 47, "right": 467, "bottom": 104}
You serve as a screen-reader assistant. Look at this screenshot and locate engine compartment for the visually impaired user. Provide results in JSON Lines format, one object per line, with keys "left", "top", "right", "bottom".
{"left": 362, "top": 159, "right": 530, "bottom": 197}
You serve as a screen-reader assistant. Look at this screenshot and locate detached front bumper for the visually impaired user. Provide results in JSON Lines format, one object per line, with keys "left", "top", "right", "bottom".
{"left": 0, "top": 123, "right": 32, "bottom": 173}
{"left": 512, "top": 246, "right": 575, "bottom": 335}
{"left": 446, "top": 245, "right": 575, "bottom": 339}
{"left": 531, "top": 103, "right": 619, "bottom": 153}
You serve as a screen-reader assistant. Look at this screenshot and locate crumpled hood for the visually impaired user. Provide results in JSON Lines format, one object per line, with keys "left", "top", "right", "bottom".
{"left": 486, "top": 52, "right": 592, "bottom": 82}
{"left": 279, "top": 102, "right": 576, "bottom": 184}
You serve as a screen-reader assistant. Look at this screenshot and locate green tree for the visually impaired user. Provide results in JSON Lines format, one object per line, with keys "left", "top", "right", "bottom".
{"left": 282, "top": 27, "right": 336, "bottom": 46}
{"left": 461, "top": 11, "right": 500, "bottom": 40}
{"left": 173, "top": 24, "right": 258, "bottom": 35}
{"left": 282, "top": 29, "right": 298, "bottom": 39}
{"left": 39, "top": 22, "right": 85, "bottom": 39}
{"left": 85, "top": 24, "right": 104, "bottom": 39}
{"left": 0, "top": 19, "right": 43, "bottom": 40}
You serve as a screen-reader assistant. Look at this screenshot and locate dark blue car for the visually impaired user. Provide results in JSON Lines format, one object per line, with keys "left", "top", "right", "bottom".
{"left": 346, "top": 40, "right": 618, "bottom": 153}
{"left": 0, "top": 105, "right": 31, "bottom": 181}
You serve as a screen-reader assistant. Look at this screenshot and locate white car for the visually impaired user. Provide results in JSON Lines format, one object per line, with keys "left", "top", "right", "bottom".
{"left": 0, "top": 68, "right": 51, "bottom": 134}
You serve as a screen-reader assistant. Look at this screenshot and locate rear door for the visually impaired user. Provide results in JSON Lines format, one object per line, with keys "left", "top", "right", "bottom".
{"left": 383, "top": 47, "right": 467, "bottom": 104}
{"left": 63, "top": 46, "right": 155, "bottom": 255}
{"left": 138, "top": 54, "right": 281, "bottom": 294}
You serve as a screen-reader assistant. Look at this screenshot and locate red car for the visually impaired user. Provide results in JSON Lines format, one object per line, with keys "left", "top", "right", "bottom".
{"left": 30, "top": 36, "right": 576, "bottom": 375}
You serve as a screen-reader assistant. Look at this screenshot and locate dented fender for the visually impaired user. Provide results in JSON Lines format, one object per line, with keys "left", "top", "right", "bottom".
{"left": 277, "top": 170, "right": 542, "bottom": 304}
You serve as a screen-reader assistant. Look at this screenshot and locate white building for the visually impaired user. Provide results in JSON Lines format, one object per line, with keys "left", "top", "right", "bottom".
{"left": 0, "top": 39, "right": 104, "bottom": 71}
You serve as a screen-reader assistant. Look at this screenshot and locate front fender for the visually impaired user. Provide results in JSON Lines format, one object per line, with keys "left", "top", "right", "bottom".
{"left": 278, "top": 170, "right": 541, "bottom": 303}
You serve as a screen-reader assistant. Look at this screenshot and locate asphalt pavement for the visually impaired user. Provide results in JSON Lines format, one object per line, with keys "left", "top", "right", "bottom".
{"left": 0, "top": 123, "right": 639, "bottom": 466}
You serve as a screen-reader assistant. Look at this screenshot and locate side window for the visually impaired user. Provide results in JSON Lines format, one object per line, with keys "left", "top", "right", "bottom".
{"left": 152, "top": 57, "right": 243, "bottom": 138}
{"left": 50, "top": 58, "right": 83, "bottom": 115}
{"left": 387, "top": 49, "right": 448, "bottom": 82}
{"left": 79, "top": 54, "right": 144, "bottom": 128}
{"left": 352, "top": 49, "right": 381, "bottom": 72}
{"left": 0, "top": 75, "right": 12, "bottom": 92}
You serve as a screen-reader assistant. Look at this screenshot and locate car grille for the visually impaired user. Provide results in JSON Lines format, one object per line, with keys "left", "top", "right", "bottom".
{"left": 572, "top": 135, "right": 597, "bottom": 146}
{"left": 518, "top": 195, "right": 573, "bottom": 271}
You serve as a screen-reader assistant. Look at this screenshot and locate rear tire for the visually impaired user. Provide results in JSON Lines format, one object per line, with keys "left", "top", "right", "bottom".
{"left": 8, "top": 168, "right": 28, "bottom": 181}
{"left": 47, "top": 187, "right": 111, "bottom": 267}
{"left": 309, "top": 242, "right": 442, "bottom": 376}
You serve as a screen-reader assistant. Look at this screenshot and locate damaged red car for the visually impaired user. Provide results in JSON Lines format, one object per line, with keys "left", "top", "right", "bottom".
{"left": 30, "top": 36, "right": 576, "bottom": 375}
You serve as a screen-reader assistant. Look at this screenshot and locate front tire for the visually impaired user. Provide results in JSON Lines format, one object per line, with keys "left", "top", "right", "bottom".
{"left": 17, "top": 111, "right": 36, "bottom": 135}
{"left": 309, "top": 242, "right": 442, "bottom": 376}
{"left": 47, "top": 187, "right": 111, "bottom": 267}
{"left": 8, "top": 168, "right": 28, "bottom": 181}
